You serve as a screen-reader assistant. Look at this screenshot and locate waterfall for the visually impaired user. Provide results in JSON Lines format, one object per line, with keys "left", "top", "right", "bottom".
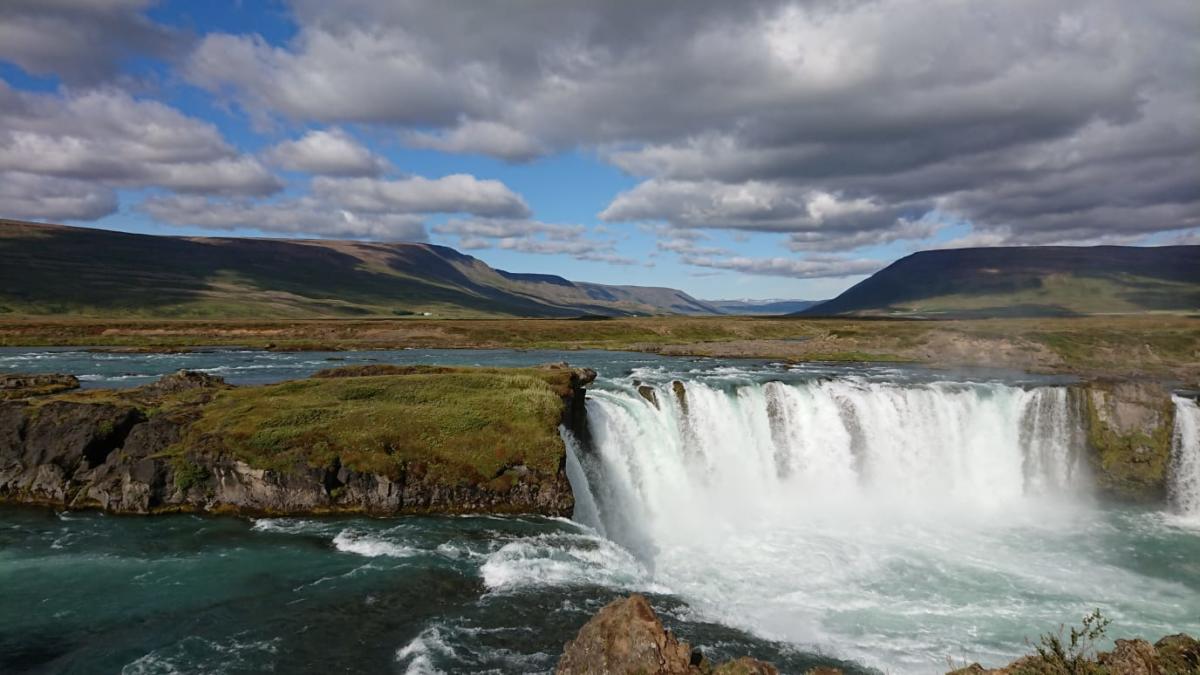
{"left": 561, "top": 378, "right": 1200, "bottom": 672}
{"left": 1170, "top": 395, "right": 1200, "bottom": 518}
{"left": 572, "top": 379, "right": 1085, "bottom": 555}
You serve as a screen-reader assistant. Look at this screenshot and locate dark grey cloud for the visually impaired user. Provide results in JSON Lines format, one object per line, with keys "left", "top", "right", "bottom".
{"left": 0, "top": 0, "right": 185, "bottom": 84}
{"left": 183, "top": 0, "right": 1199, "bottom": 270}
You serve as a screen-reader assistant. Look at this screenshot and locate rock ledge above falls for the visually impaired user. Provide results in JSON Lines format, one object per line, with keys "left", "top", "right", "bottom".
{"left": 0, "top": 364, "right": 594, "bottom": 517}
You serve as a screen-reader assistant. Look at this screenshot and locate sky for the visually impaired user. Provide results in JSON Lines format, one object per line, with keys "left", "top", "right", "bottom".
{"left": 0, "top": 1, "right": 1197, "bottom": 301}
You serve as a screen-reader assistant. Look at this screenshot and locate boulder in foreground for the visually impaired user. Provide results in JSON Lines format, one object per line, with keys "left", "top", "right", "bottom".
{"left": 555, "top": 594, "right": 794, "bottom": 675}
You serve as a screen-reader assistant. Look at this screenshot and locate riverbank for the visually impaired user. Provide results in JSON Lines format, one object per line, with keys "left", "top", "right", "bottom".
{"left": 556, "top": 594, "right": 1200, "bottom": 675}
{"left": 1, "top": 315, "right": 1198, "bottom": 381}
{"left": 0, "top": 364, "right": 594, "bottom": 516}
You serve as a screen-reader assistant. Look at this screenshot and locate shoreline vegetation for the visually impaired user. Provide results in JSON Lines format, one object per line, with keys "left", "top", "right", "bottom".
{"left": 556, "top": 595, "right": 1200, "bottom": 675}
{"left": 1, "top": 314, "right": 1198, "bottom": 382}
{"left": 0, "top": 365, "right": 594, "bottom": 517}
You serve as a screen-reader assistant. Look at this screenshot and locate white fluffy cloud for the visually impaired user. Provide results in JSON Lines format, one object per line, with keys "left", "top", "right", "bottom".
{"left": 137, "top": 174, "right": 539, "bottom": 242}
{"left": 2, "top": 0, "right": 1196, "bottom": 279}
{"left": 265, "top": 128, "right": 388, "bottom": 176}
{"left": 0, "top": 83, "right": 281, "bottom": 220}
{"left": 433, "top": 217, "right": 636, "bottom": 265}
{"left": 139, "top": 195, "right": 427, "bottom": 241}
{"left": 405, "top": 120, "right": 545, "bottom": 162}
{"left": 681, "top": 255, "right": 883, "bottom": 279}
{"left": 433, "top": 218, "right": 583, "bottom": 241}
{"left": 0, "top": 172, "right": 118, "bottom": 221}
{"left": 180, "top": 0, "right": 1198, "bottom": 264}
{"left": 312, "top": 175, "right": 530, "bottom": 218}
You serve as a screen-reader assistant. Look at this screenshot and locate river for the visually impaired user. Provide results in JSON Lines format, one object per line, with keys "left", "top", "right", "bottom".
{"left": 1, "top": 347, "right": 1198, "bottom": 674}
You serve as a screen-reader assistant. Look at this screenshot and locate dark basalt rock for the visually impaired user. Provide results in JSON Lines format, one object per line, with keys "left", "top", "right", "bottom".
{"left": 138, "top": 369, "right": 228, "bottom": 395}
{"left": 638, "top": 385, "right": 659, "bottom": 409}
{"left": 0, "top": 373, "right": 79, "bottom": 400}
{"left": 672, "top": 380, "right": 688, "bottom": 415}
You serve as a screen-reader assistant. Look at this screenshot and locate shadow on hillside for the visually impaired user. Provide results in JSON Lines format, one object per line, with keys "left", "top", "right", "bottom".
{"left": 0, "top": 224, "right": 568, "bottom": 317}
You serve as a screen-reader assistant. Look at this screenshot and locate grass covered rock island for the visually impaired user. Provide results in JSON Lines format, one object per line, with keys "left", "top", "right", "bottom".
{"left": 0, "top": 364, "right": 595, "bottom": 516}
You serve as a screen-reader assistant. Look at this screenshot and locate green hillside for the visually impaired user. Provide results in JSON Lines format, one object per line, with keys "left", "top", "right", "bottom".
{"left": 804, "top": 246, "right": 1200, "bottom": 318}
{"left": 0, "top": 220, "right": 719, "bottom": 318}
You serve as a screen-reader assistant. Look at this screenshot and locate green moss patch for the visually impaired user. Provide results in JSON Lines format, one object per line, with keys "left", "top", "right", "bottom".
{"left": 1082, "top": 385, "right": 1175, "bottom": 502}
{"left": 180, "top": 366, "right": 573, "bottom": 482}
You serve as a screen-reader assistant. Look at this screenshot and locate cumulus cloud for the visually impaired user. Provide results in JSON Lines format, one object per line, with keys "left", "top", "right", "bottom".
{"left": 312, "top": 175, "right": 530, "bottom": 218}
{"left": 181, "top": 0, "right": 1198, "bottom": 267}
{"left": 139, "top": 195, "right": 427, "bottom": 241}
{"left": 405, "top": 120, "right": 545, "bottom": 162}
{"left": 604, "top": 181, "right": 936, "bottom": 250}
{"left": 0, "top": 83, "right": 282, "bottom": 218}
{"left": 433, "top": 217, "right": 636, "bottom": 265}
{"left": 433, "top": 217, "right": 584, "bottom": 241}
{"left": 265, "top": 128, "right": 388, "bottom": 176}
{"left": 0, "top": 172, "right": 118, "bottom": 221}
{"left": 681, "top": 255, "right": 883, "bottom": 279}
{"left": 0, "top": 0, "right": 184, "bottom": 84}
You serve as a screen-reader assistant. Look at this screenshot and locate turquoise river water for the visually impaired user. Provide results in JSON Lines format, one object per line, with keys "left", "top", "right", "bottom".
{"left": 1, "top": 347, "right": 1198, "bottom": 674}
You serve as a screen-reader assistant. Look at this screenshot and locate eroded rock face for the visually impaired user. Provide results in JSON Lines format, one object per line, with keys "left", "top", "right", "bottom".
{"left": 0, "top": 369, "right": 581, "bottom": 517}
{"left": 555, "top": 595, "right": 788, "bottom": 675}
{"left": 1079, "top": 381, "right": 1176, "bottom": 502}
{"left": 1099, "top": 639, "right": 1160, "bottom": 675}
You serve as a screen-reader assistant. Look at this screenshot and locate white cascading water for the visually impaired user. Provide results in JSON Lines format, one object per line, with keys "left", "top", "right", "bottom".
{"left": 567, "top": 379, "right": 1113, "bottom": 672}
{"left": 1171, "top": 395, "right": 1200, "bottom": 519}
{"left": 576, "top": 380, "right": 1086, "bottom": 543}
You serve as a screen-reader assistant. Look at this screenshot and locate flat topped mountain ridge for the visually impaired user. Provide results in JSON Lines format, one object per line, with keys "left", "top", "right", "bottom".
{"left": 803, "top": 245, "right": 1200, "bottom": 318}
{"left": 0, "top": 220, "right": 718, "bottom": 318}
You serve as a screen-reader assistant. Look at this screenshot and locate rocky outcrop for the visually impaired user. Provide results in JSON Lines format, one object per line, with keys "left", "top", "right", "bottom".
{"left": 949, "top": 633, "right": 1200, "bottom": 674}
{"left": 562, "top": 598, "right": 1200, "bottom": 675}
{"left": 0, "top": 366, "right": 591, "bottom": 517}
{"left": 1077, "top": 380, "right": 1177, "bottom": 502}
{"left": 0, "top": 372, "right": 79, "bottom": 400}
{"left": 556, "top": 595, "right": 822, "bottom": 675}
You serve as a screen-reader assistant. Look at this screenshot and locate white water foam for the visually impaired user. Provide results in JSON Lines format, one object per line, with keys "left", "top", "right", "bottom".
{"left": 395, "top": 627, "right": 453, "bottom": 675}
{"left": 571, "top": 379, "right": 1200, "bottom": 672}
{"left": 1170, "top": 396, "right": 1200, "bottom": 522}
{"left": 332, "top": 530, "right": 417, "bottom": 558}
{"left": 121, "top": 636, "right": 280, "bottom": 675}
{"left": 479, "top": 531, "right": 665, "bottom": 593}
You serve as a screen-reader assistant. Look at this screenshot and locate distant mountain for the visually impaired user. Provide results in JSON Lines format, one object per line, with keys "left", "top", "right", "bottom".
{"left": 801, "top": 246, "right": 1200, "bottom": 318}
{"left": 706, "top": 299, "right": 822, "bottom": 315}
{"left": 0, "top": 220, "right": 720, "bottom": 318}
